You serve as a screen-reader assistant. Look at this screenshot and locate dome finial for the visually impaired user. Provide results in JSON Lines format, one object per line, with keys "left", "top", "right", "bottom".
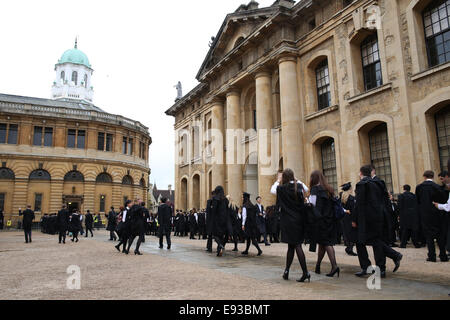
{"left": 74, "top": 36, "right": 78, "bottom": 49}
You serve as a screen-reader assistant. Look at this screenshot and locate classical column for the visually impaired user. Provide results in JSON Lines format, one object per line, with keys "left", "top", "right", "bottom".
{"left": 226, "top": 89, "right": 243, "bottom": 205}
{"left": 278, "top": 55, "right": 304, "bottom": 179}
{"left": 255, "top": 70, "right": 275, "bottom": 207}
{"left": 210, "top": 99, "right": 225, "bottom": 191}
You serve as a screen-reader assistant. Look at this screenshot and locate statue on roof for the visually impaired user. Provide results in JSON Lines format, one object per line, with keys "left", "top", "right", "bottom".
{"left": 174, "top": 81, "right": 182, "bottom": 101}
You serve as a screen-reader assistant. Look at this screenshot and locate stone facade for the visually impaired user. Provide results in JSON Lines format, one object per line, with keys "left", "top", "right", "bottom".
{"left": 166, "top": 0, "right": 450, "bottom": 210}
{"left": 0, "top": 94, "right": 151, "bottom": 226}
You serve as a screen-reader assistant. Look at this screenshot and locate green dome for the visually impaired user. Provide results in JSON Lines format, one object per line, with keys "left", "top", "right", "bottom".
{"left": 58, "top": 48, "right": 91, "bottom": 68}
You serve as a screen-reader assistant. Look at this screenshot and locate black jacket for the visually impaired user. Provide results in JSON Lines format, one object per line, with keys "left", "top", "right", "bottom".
{"left": 398, "top": 191, "right": 420, "bottom": 231}
{"left": 20, "top": 209, "right": 35, "bottom": 229}
{"left": 157, "top": 203, "right": 173, "bottom": 234}
{"left": 416, "top": 180, "right": 447, "bottom": 238}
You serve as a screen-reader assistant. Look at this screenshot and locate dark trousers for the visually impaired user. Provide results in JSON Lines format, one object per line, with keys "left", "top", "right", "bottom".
{"left": 426, "top": 235, "right": 448, "bottom": 259}
{"left": 356, "top": 243, "right": 371, "bottom": 270}
{"left": 159, "top": 232, "right": 171, "bottom": 248}
{"left": 400, "top": 229, "right": 420, "bottom": 248}
{"left": 109, "top": 230, "right": 117, "bottom": 240}
{"left": 59, "top": 228, "right": 67, "bottom": 243}
{"left": 24, "top": 228, "right": 32, "bottom": 243}
{"left": 206, "top": 234, "right": 213, "bottom": 251}
{"left": 127, "top": 234, "right": 143, "bottom": 252}
{"left": 85, "top": 226, "right": 93, "bottom": 237}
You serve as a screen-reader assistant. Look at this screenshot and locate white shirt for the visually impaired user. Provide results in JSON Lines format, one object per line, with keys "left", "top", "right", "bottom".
{"left": 270, "top": 180, "right": 309, "bottom": 195}
{"left": 256, "top": 203, "right": 263, "bottom": 215}
{"left": 242, "top": 207, "right": 247, "bottom": 226}
{"left": 122, "top": 208, "right": 130, "bottom": 222}
{"left": 438, "top": 195, "right": 450, "bottom": 213}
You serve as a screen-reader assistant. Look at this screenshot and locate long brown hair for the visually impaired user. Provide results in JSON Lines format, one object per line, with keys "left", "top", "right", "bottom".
{"left": 281, "top": 168, "right": 300, "bottom": 197}
{"left": 310, "top": 170, "right": 334, "bottom": 197}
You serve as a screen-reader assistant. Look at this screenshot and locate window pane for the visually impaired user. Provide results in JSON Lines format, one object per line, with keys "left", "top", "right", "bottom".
{"left": 77, "top": 130, "right": 85, "bottom": 149}
{"left": 34, "top": 194, "right": 42, "bottom": 212}
{"left": 67, "top": 129, "right": 76, "bottom": 148}
{"left": 369, "top": 123, "right": 393, "bottom": 192}
{"left": 106, "top": 134, "right": 113, "bottom": 152}
{"left": 33, "top": 126, "right": 42, "bottom": 146}
{"left": 0, "top": 124, "right": 6, "bottom": 144}
{"left": 100, "top": 195, "right": 106, "bottom": 213}
{"left": 128, "top": 138, "right": 133, "bottom": 155}
{"left": 123, "top": 137, "right": 127, "bottom": 154}
{"left": 8, "top": 124, "right": 18, "bottom": 144}
{"left": 0, "top": 193, "right": 4, "bottom": 211}
{"left": 321, "top": 139, "right": 338, "bottom": 192}
{"left": 44, "top": 127, "right": 53, "bottom": 147}
{"left": 436, "top": 105, "right": 450, "bottom": 172}
{"left": 98, "top": 132, "right": 105, "bottom": 151}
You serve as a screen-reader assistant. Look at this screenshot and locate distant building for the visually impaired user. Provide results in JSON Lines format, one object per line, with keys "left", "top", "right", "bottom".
{"left": 149, "top": 183, "right": 175, "bottom": 213}
{"left": 0, "top": 41, "right": 151, "bottom": 226}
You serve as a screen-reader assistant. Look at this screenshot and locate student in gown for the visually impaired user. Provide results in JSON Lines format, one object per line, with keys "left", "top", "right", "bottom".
{"left": 126, "top": 199, "right": 145, "bottom": 255}
{"left": 309, "top": 170, "right": 340, "bottom": 278}
{"left": 276, "top": 169, "right": 310, "bottom": 283}
{"left": 340, "top": 183, "right": 357, "bottom": 256}
{"left": 157, "top": 197, "right": 173, "bottom": 250}
{"left": 433, "top": 159, "right": 450, "bottom": 257}
{"left": 115, "top": 201, "right": 132, "bottom": 253}
{"left": 210, "top": 186, "right": 229, "bottom": 257}
{"left": 205, "top": 192, "right": 214, "bottom": 252}
{"left": 398, "top": 185, "right": 421, "bottom": 248}
{"left": 19, "top": 205, "right": 35, "bottom": 244}
{"left": 241, "top": 192, "right": 263, "bottom": 256}
{"left": 70, "top": 210, "right": 81, "bottom": 243}
{"left": 57, "top": 205, "right": 70, "bottom": 244}
{"left": 416, "top": 171, "right": 449, "bottom": 262}
{"left": 106, "top": 207, "right": 117, "bottom": 241}
{"left": 85, "top": 210, "right": 94, "bottom": 238}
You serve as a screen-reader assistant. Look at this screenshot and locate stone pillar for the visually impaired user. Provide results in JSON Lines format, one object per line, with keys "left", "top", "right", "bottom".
{"left": 12, "top": 180, "right": 28, "bottom": 214}
{"left": 226, "top": 89, "right": 243, "bottom": 205}
{"left": 49, "top": 180, "right": 63, "bottom": 214}
{"left": 278, "top": 55, "right": 304, "bottom": 179}
{"left": 255, "top": 70, "right": 275, "bottom": 207}
{"left": 84, "top": 181, "right": 95, "bottom": 212}
{"left": 210, "top": 99, "right": 225, "bottom": 191}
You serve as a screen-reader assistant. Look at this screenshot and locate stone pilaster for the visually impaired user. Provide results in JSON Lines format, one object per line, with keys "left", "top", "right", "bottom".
{"left": 211, "top": 98, "right": 225, "bottom": 191}
{"left": 83, "top": 181, "right": 95, "bottom": 212}
{"left": 49, "top": 180, "right": 63, "bottom": 213}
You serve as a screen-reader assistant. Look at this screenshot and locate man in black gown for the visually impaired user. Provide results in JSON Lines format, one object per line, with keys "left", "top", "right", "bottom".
{"left": 416, "top": 171, "right": 448, "bottom": 262}
{"left": 398, "top": 185, "right": 421, "bottom": 248}
{"left": 57, "top": 205, "right": 70, "bottom": 244}
{"left": 126, "top": 200, "right": 145, "bottom": 255}
{"left": 157, "top": 197, "right": 172, "bottom": 250}
{"left": 85, "top": 210, "right": 94, "bottom": 238}
{"left": 241, "top": 192, "right": 262, "bottom": 256}
{"left": 19, "top": 205, "right": 34, "bottom": 243}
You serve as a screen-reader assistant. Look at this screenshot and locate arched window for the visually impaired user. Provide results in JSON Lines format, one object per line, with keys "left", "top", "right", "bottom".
{"left": 436, "top": 105, "right": 450, "bottom": 172}
{"left": 140, "top": 178, "right": 146, "bottom": 188}
{"left": 64, "top": 171, "right": 84, "bottom": 182}
{"left": 72, "top": 71, "right": 78, "bottom": 85}
{"left": 321, "top": 138, "right": 338, "bottom": 192}
{"left": 60, "top": 71, "right": 65, "bottom": 82}
{"left": 361, "top": 34, "right": 382, "bottom": 91}
{"left": 369, "top": 123, "right": 393, "bottom": 192}
{"left": 122, "top": 175, "right": 133, "bottom": 185}
{"left": 423, "top": 0, "right": 450, "bottom": 67}
{"left": 29, "top": 169, "right": 51, "bottom": 181}
{"left": 84, "top": 74, "right": 88, "bottom": 88}
{"left": 316, "top": 59, "right": 331, "bottom": 110}
{"left": 96, "top": 173, "right": 112, "bottom": 184}
{"left": 0, "top": 167, "right": 15, "bottom": 180}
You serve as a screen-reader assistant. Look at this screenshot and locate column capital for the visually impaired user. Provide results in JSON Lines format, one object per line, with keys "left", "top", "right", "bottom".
{"left": 225, "top": 86, "right": 241, "bottom": 98}
{"left": 254, "top": 68, "right": 272, "bottom": 80}
{"left": 278, "top": 53, "right": 298, "bottom": 65}
{"left": 208, "top": 96, "right": 225, "bottom": 106}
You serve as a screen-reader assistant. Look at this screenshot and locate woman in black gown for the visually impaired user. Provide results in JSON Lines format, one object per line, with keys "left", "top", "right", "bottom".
{"left": 210, "top": 186, "right": 229, "bottom": 257}
{"left": 276, "top": 169, "right": 310, "bottom": 283}
{"left": 309, "top": 170, "right": 340, "bottom": 277}
{"left": 241, "top": 192, "right": 263, "bottom": 256}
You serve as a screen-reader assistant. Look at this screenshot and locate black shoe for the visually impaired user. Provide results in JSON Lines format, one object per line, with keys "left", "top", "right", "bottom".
{"left": 115, "top": 245, "right": 121, "bottom": 252}
{"left": 159, "top": 246, "right": 163, "bottom": 249}
{"left": 257, "top": 250, "right": 263, "bottom": 256}
{"left": 232, "top": 248, "right": 238, "bottom": 252}
{"left": 134, "top": 250, "right": 143, "bottom": 256}
{"left": 297, "top": 273, "right": 311, "bottom": 283}
{"left": 167, "top": 246, "right": 171, "bottom": 250}
{"left": 326, "top": 267, "right": 340, "bottom": 278}
{"left": 205, "top": 248, "right": 212, "bottom": 252}
{"left": 315, "top": 264, "right": 321, "bottom": 275}
{"left": 283, "top": 270, "right": 289, "bottom": 281}
{"left": 355, "top": 270, "right": 369, "bottom": 277}
{"left": 71, "top": 239, "right": 74, "bottom": 242}
{"left": 380, "top": 271, "right": 386, "bottom": 279}
{"left": 75, "top": 239, "right": 79, "bottom": 243}
{"left": 393, "top": 254, "right": 403, "bottom": 272}
{"left": 124, "top": 250, "right": 129, "bottom": 255}
{"left": 427, "top": 257, "right": 437, "bottom": 262}
{"left": 345, "top": 250, "right": 358, "bottom": 256}
{"left": 241, "top": 251, "right": 249, "bottom": 255}
{"left": 265, "top": 243, "right": 271, "bottom": 246}
{"left": 440, "top": 256, "right": 449, "bottom": 262}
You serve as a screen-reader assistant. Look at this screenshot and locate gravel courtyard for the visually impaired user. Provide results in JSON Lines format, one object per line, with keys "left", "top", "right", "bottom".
{"left": 0, "top": 230, "right": 449, "bottom": 300}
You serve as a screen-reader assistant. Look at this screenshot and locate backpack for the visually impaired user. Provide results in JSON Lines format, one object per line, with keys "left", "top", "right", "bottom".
{"left": 332, "top": 196, "right": 345, "bottom": 220}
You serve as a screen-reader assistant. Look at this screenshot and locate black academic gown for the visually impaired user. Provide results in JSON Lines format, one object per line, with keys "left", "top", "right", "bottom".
{"left": 255, "top": 204, "right": 266, "bottom": 235}
{"left": 416, "top": 181, "right": 447, "bottom": 238}
{"left": 210, "top": 196, "right": 229, "bottom": 238}
{"left": 57, "top": 209, "right": 70, "bottom": 232}
{"left": 129, "top": 205, "right": 145, "bottom": 238}
{"left": 157, "top": 203, "right": 173, "bottom": 236}
{"left": 311, "top": 185, "right": 337, "bottom": 246}
{"left": 276, "top": 182, "right": 306, "bottom": 245}
{"left": 398, "top": 192, "right": 420, "bottom": 231}
{"left": 20, "top": 209, "right": 35, "bottom": 231}
{"left": 342, "top": 194, "right": 357, "bottom": 243}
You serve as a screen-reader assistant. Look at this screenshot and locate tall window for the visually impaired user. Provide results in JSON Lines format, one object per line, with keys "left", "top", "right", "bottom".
{"left": 33, "top": 127, "right": 53, "bottom": 147}
{"left": 0, "top": 123, "right": 18, "bottom": 144}
{"left": 424, "top": 0, "right": 450, "bottom": 68}
{"left": 369, "top": 123, "right": 393, "bottom": 192}
{"left": 34, "top": 194, "right": 42, "bottom": 212}
{"left": 321, "top": 138, "right": 338, "bottom": 192}
{"left": 72, "top": 71, "right": 78, "bottom": 85}
{"left": 123, "top": 136, "right": 133, "bottom": 155}
{"left": 139, "top": 141, "right": 146, "bottom": 159}
{"left": 252, "top": 110, "right": 257, "bottom": 131}
{"left": 61, "top": 71, "right": 65, "bottom": 81}
{"left": 98, "top": 132, "right": 113, "bottom": 152}
{"left": 99, "top": 195, "right": 106, "bottom": 213}
{"left": 67, "top": 129, "right": 85, "bottom": 149}
{"left": 84, "top": 74, "right": 88, "bottom": 88}
{"left": 361, "top": 34, "right": 383, "bottom": 91}
{"left": 436, "top": 106, "right": 450, "bottom": 172}
{"left": 316, "top": 60, "right": 331, "bottom": 110}
{"left": 0, "top": 193, "right": 5, "bottom": 211}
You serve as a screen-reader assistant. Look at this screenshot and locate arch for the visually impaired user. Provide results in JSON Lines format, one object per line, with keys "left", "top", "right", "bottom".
{"left": 72, "top": 71, "right": 78, "bottom": 85}
{"left": 180, "top": 177, "right": 188, "bottom": 211}
{"left": 84, "top": 74, "right": 88, "bottom": 88}
{"left": 241, "top": 85, "right": 257, "bottom": 131}
{"left": 60, "top": 71, "right": 65, "bottom": 82}
{"left": 122, "top": 175, "right": 134, "bottom": 185}
{"left": 96, "top": 172, "right": 113, "bottom": 184}
{"left": 29, "top": 169, "right": 51, "bottom": 181}
{"left": 192, "top": 174, "right": 201, "bottom": 210}
{"left": 273, "top": 76, "right": 281, "bottom": 127}
{"left": 243, "top": 152, "right": 258, "bottom": 198}
{"left": 64, "top": 170, "right": 84, "bottom": 182}
{"left": 0, "top": 167, "right": 15, "bottom": 180}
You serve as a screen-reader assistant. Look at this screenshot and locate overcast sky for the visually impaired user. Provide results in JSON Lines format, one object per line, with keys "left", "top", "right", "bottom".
{"left": 0, "top": 0, "right": 277, "bottom": 189}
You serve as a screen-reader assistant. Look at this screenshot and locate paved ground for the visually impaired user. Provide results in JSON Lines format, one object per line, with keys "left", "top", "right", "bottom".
{"left": 0, "top": 230, "right": 449, "bottom": 300}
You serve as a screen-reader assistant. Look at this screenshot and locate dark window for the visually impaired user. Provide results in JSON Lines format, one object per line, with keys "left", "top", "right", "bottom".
{"left": 253, "top": 110, "right": 257, "bottom": 131}
{"left": 123, "top": 137, "right": 127, "bottom": 154}
{"left": 33, "top": 126, "right": 43, "bottom": 146}
{"left": 106, "top": 134, "right": 113, "bottom": 152}
{"left": 343, "top": 0, "right": 353, "bottom": 8}
{"left": 98, "top": 132, "right": 105, "bottom": 151}
{"left": 44, "top": 127, "right": 53, "bottom": 147}
{"left": 67, "top": 129, "right": 76, "bottom": 148}
{"left": 369, "top": 123, "right": 393, "bottom": 192}
{"left": 424, "top": 0, "right": 450, "bottom": 67}
{"left": 64, "top": 171, "right": 84, "bottom": 182}
{"left": 77, "top": 130, "right": 85, "bottom": 149}
{"left": 29, "top": 170, "right": 51, "bottom": 181}
{"left": 316, "top": 60, "right": 331, "bottom": 110}
{"left": 140, "top": 178, "right": 146, "bottom": 188}
{"left": 309, "top": 18, "right": 316, "bottom": 31}
{"left": 361, "top": 34, "right": 383, "bottom": 91}
{"left": 0, "top": 168, "right": 15, "bottom": 180}
{"left": 61, "top": 71, "right": 65, "bottom": 81}
{"left": 321, "top": 138, "right": 338, "bottom": 193}
{"left": 0, "top": 193, "right": 4, "bottom": 211}
{"left": 128, "top": 138, "right": 133, "bottom": 155}
{"left": 7, "top": 124, "right": 18, "bottom": 144}
{"left": 122, "top": 175, "right": 133, "bottom": 185}
{"left": 34, "top": 194, "right": 42, "bottom": 212}
{"left": 99, "top": 195, "right": 106, "bottom": 213}
{"left": 84, "top": 74, "right": 88, "bottom": 88}
{"left": 436, "top": 106, "right": 450, "bottom": 172}
{"left": 72, "top": 71, "right": 78, "bottom": 85}
{"left": 0, "top": 124, "right": 6, "bottom": 144}
{"left": 96, "top": 173, "right": 112, "bottom": 184}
